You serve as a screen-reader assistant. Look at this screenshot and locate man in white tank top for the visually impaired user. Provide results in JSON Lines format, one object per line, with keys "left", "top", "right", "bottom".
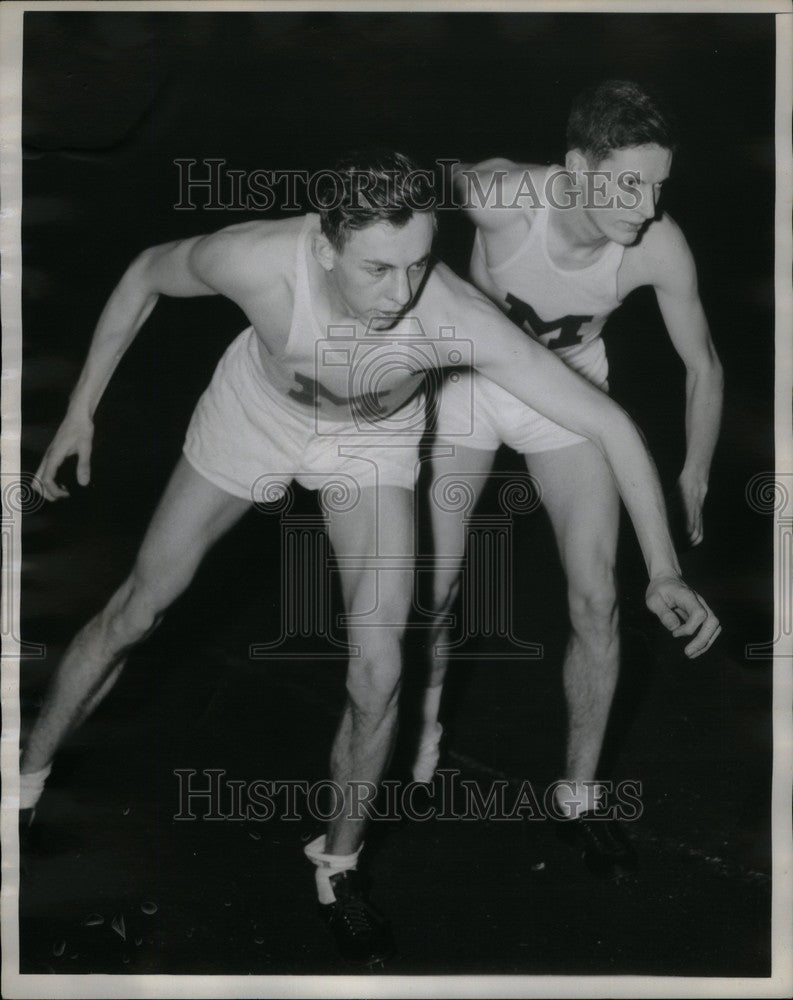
{"left": 20, "top": 150, "right": 719, "bottom": 963}
{"left": 415, "top": 82, "right": 723, "bottom": 877}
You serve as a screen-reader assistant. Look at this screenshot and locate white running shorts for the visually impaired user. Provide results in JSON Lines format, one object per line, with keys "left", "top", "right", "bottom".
{"left": 435, "top": 339, "right": 609, "bottom": 454}
{"left": 184, "top": 328, "right": 424, "bottom": 502}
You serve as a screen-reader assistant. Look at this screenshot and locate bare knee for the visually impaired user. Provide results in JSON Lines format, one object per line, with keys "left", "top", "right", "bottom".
{"left": 568, "top": 572, "right": 618, "bottom": 641}
{"left": 97, "top": 585, "right": 158, "bottom": 650}
{"left": 433, "top": 571, "right": 461, "bottom": 620}
{"left": 102, "top": 556, "right": 193, "bottom": 646}
{"left": 345, "top": 627, "right": 404, "bottom": 724}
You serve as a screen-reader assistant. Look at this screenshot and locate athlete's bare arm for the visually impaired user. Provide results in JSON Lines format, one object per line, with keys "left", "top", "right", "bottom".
{"left": 632, "top": 215, "right": 723, "bottom": 546}
{"left": 425, "top": 263, "right": 721, "bottom": 656}
{"left": 34, "top": 221, "right": 293, "bottom": 501}
{"left": 453, "top": 159, "right": 545, "bottom": 231}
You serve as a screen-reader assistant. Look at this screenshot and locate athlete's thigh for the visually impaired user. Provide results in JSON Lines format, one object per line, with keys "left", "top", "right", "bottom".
{"left": 325, "top": 484, "right": 413, "bottom": 626}
{"left": 524, "top": 440, "right": 619, "bottom": 578}
{"left": 136, "top": 455, "right": 252, "bottom": 591}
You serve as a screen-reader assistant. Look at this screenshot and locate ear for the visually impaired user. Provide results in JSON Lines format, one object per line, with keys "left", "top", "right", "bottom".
{"left": 312, "top": 232, "right": 336, "bottom": 272}
{"left": 565, "top": 149, "right": 588, "bottom": 182}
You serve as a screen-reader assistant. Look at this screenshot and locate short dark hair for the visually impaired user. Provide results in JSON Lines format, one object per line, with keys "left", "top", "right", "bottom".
{"left": 566, "top": 80, "right": 678, "bottom": 162}
{"left": 317, "top": 150, "right": 436, "bottom": 251}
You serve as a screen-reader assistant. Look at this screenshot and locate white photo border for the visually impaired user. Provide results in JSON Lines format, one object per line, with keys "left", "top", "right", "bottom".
{"left": 2, "top": 2, "right": 791, "bottom": 997}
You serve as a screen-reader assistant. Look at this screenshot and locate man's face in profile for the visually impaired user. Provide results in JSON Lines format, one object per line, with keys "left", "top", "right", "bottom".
{"left": 331, "top": 213, "right": 435, "bottom": 329}
{"left": 582, "top": 143, "right": 673, "bottom": 245}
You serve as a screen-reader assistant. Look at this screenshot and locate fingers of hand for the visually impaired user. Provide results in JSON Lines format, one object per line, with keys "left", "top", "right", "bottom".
{"left": 648, "top": 586, "right": 720, "bottom": 653}
{"left": 677, "top": 594, "right": 719, "bottom": 656}
{"left": 684, "top": 621, "right": 722, "bottom": 658}
{"left": 686, "top": 504, "right": 704, "bottom": 546}
{"left": 658, "top": 608, "right": 682, "bottom": 632}
{"left": 34, "top": 451, "right": 70, "bottom": 502}
{"left": 76, "top": 448, "right": 91, "bottom": 486}
{"left": 34, "top": 428, "right": 94, "bottom": 501}
{"left": 671, "top": 601, "right": 706, "bottom": 637}
{"left": 646, "top": 589, "right": 674, "bottom": 621}
{"left": 41, "top": 478, "right": 70, "bottom": 502}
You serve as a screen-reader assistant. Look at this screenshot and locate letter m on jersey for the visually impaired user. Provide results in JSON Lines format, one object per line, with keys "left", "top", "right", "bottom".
{"left": 505, "top": 293, "right": 592, "bottom": 350}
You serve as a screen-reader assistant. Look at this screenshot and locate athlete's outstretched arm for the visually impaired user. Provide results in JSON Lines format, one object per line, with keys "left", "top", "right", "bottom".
{"left": 446, "top": 276, "right": 721, "bottom": 656}
{"left": 34, "top": 232, "right": 231, "bottom": 501}
{"left": 650, "top": 219, "right": 723, "bottom": 546}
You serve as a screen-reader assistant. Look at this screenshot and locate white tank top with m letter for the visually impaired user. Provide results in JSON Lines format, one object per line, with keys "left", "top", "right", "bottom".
{"left": 469, "top": 167, "right": 625, "bottom": 388}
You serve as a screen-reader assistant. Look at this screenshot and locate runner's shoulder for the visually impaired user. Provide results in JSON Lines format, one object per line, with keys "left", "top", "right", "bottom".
{"left": 629, "top": 212, "right": 696, "bottom": 289}
{"left": 632, "top": 212, "right": 693, "bottom": 265}
{"left": 460, "top": 159, "right": 548, "bottom": 219}
{"left": 190, "top": 216, "right": 305, "bottom": 289}
{"left": 193, "top": 217, "right": 303, "bottom": 268}
{"left": 424, "top": 259, "right": 500, "bottom": 321}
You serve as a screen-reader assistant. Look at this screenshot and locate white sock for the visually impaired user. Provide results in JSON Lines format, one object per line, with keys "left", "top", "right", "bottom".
{"left": 417, "top": 720, "right": 443, "bottom": 750}
{"left": 19, "top": 764, "right": 52, "bottom": 811}
{"left": 554, "top": 781, "right": 605, "bottom": 820}
{"left": 304, "top": 834, "right": 362, "bottom": 905}
{"left": 420, "top": 684, "right": 443, "bottom": 730}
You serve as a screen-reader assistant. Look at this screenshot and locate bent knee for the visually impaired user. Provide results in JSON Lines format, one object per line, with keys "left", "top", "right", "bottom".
{"left": 106, "top": 565, "right": 186, "bottom": 641}
{"left": 132, "top": 546, "right": 199, "bottom": 607}
{"left": 345, "top": 635, "right": 404, "bottom": 717}
{"left": 432, "top": 571, "right": 461, "bottom": 617}
{"left": 568, "top": 576, "right": 618, "bottom": 632}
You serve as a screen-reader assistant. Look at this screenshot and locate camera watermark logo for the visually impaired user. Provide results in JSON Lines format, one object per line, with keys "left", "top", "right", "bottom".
{"left": 302, "top": 317, "right": 472, "bottom": 436}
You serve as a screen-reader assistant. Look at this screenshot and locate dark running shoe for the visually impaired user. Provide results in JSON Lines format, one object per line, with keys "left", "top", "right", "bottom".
{"left": 319, "top": 870, "right": 395, "bottom": 966}
{"left": 557, "top": 809, "right": 638, "bottom": 879}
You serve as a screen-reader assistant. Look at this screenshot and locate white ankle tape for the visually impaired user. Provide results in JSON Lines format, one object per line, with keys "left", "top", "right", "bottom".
{"left": 19, "top": 764, "right": 52, "bottom": 810}
{"left": 554, "top": 781, "right": 605, "bottom": 819}
{"left": 303, "top": 833, "right": 362, "bottom": 872}
{"left": 304, "top": 834, "right": 363, "bottom": 905}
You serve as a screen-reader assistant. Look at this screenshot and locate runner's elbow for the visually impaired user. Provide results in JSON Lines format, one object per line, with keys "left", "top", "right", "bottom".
{"left": 124, "top": 246, "right": 162, "bottom": 295}
{"left": 591, "top": 405, "right": 644, "bottom": 454}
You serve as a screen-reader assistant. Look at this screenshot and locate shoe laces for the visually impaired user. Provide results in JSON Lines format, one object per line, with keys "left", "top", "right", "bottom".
{"left": 331, "top": 873, "right": 378, "bottom": 937}
{"left": 338, "top": 894, "right": 376, "bottom": 937}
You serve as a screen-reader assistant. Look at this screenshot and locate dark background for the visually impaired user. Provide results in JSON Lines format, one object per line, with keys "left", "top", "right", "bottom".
{"left": 19, "top": 11, "right": 775, "bottom": 978}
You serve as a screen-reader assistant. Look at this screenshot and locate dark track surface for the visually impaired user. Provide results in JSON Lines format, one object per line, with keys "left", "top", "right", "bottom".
{"left": 18, "top": 466, "right": 772, "bottom": 976}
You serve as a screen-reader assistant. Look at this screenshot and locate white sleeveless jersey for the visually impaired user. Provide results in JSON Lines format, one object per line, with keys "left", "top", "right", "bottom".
{"left": 469, "top": 166, "right": 625, "bottom": 386}
{"left": 257, "top": 213, "right": 427, "bottom": 424}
